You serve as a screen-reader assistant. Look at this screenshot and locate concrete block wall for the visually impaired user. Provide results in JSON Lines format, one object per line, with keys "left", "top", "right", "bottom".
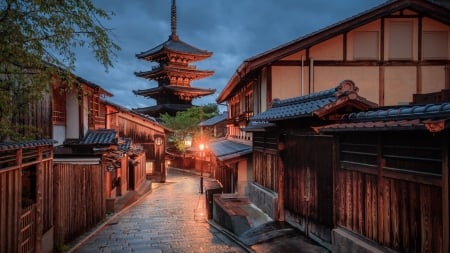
{"left": 248, "top": 183, "right": 278, "bottom": 219}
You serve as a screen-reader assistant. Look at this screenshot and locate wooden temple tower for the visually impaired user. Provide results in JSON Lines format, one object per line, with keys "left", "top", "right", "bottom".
{"left": 133, "top": 0, "right": 215, "bottom": 118}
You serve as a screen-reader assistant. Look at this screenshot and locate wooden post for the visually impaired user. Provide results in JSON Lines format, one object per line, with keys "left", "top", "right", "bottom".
{"left": 278, "top": 155, "right": 285, "bottom": 221}
{"left": 442, "top": 134, "right": 449, "bottom": 253}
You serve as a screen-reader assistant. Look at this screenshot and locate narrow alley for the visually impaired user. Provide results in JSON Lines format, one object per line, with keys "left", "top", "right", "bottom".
{"left": 70, "top": 169, "right": 248, "bottom": 253}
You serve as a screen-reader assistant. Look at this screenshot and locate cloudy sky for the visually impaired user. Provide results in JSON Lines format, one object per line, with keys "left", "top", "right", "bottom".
{"left": 74, "top": 0, "right": 386, "bottom": 110}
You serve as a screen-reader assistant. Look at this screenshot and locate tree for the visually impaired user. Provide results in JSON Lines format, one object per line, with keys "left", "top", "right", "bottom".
{"left": 0, "top": 0, "right": 120, "bottom": 141}
{"left": 160, "top": 104, "right": 219, "bottom": 152}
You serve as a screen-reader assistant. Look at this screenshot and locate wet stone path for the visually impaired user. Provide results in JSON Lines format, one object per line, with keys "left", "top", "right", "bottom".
{"left": 73, "top": 169, "right": 247, "bottom": 253}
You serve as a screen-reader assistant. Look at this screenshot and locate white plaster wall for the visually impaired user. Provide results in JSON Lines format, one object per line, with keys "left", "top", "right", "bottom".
{"left": 52, "top": 125, "right": 66, "bottom": 146}
{"left": 66, "top": 91, "right": 79, "bottom": 139}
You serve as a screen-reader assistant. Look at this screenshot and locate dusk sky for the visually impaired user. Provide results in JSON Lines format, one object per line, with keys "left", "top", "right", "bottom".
{"left": 74, "top": 0, "right": 386, "bottom": 110}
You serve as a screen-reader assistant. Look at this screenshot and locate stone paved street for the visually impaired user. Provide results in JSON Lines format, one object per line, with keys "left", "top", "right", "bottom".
{"left": 71, "top": 169, "right": 248, "bottom": 253}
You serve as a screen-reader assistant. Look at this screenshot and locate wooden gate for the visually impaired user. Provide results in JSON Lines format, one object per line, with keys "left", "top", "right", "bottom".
{"left": 20, "top": 204, "right": 36, "bottom": 253}
{"left": 282, "top": 134, "right": 334, "bottom": 243}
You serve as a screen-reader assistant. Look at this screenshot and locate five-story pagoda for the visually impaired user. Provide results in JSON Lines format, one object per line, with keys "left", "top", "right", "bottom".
{"left": 133, "top": 0, "right": 215, "bottom": 118}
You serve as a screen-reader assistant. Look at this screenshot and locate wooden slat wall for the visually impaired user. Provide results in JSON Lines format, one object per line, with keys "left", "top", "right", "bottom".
{"left": 337, "top": 132, "right": 444, "bottom": 252}
{"left": 336, "top": 169, "right": 442, "bottom": 252}
{"left": 0, "top": 168, "right": 21, "bottom": 253}
{"left": 134, "top": 153, "right": 147, "bottom": 190}
{"left": 53, "top": 162, "right": 105, "bottom": 248}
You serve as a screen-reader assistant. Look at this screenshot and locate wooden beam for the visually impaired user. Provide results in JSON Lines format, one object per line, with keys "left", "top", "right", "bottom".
{"left": 442, "top": 134, "right": 449, "bottom": 253}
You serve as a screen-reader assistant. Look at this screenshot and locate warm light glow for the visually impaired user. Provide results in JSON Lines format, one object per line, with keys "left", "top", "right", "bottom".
{"left": 184, "top": 134, "right": 192, "bottom": 148}
{"left": 155, "top": 136, "right": 163, "bottom": 146}
{"left": 199, "top": 143, "right": 204, "bottom": 151}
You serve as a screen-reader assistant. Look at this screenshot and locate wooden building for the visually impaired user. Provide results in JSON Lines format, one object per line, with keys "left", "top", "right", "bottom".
{"left": 248, "top": 81, "right": 450, "bottom": 252}
{"left": 52, "top": 75, "right": 112, "bottom": 145}
{"left": 246, "top": 80, "right": 376, "bottom": 247}
{"left": 133, "top": 0, "right": 215, "bottom": 118}
{"left": 104, "top": 100, "right": 168, "bottom": 182}
{"left": 317, "top": 101, "right": 450, "bottom": 253}
{"left": 0, "top": 140, "right": 55, "bottom": 253}
{"left": 214, "top": 0, "right": 450, "bottom": 208}
{"left": 210, "top": 0, "right": 449, "bottom": 241}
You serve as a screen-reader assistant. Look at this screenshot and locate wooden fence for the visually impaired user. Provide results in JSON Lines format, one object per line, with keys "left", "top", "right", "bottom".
{"left": 53, "top": 162, "right": 105, "bottom": 248}
{"left": 336, "top": 132, "right": 445, "bottom": 252}
{"left": 0, "top": 143, "right": 53, "bottom": 253}
{"left": 133, "top": 152, "right": 147, "bottom": 190}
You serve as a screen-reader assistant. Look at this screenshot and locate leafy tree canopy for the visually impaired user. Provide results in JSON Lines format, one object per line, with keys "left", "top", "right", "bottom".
{"left": 0, "top": 0, "right": 120, "bottom": 141}
{"left": 160, "top": 104, "right": 219, "bottom": 152}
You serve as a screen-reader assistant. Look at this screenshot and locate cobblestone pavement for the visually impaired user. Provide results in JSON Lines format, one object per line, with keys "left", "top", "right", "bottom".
{"left": 72, "top": 169, "right": 248, "bottom": 253}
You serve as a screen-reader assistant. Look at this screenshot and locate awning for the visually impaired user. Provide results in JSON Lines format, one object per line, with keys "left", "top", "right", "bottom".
{"left": 209, "top": 139, "right": 252, "bottom": 162}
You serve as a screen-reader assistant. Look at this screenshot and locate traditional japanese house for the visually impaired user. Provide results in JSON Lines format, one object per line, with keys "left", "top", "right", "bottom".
{"left": 198, "top": 111, "right": 228, "bottom": 139}
{"left": 245, "top": 80, "right": 376, "bottom": 249}
{"left": 215, "top": 0, "right": 450, "bottom": 198}
{"left": 52, "top": 74, "right": 112, "bottom": 145}
{"left": 104, "top": 100, "right": 168, "bottom": 182}
{"left": 133, "top": 0, "right": 215, "bottom": 118}
{"left": 317, "top": 102, "right": 450, "bottom": 253}
{"left": 0, "top": 140, "right": 55, "bottom": 253}
{"left": 52, "top": 128, "right": 139, "bottom": 247}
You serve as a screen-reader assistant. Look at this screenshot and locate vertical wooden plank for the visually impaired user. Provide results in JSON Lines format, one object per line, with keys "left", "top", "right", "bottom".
{"left": 442, "top": 136, "right": 449, "bottom": 253}
{"left": 352, "top": 171, "right": 358, "bottom": 231}
{"left": 420, "top": 185, "right": 432, "bottom": 253}
{"left": 409, "top": 183, "right": 419, "bottom": 252}
{"left": 278, "top": 155, "right": 285, "bottom": 221}
{"left": 357, "top": 172, "right": 364, "bottom": 234}
{"left": 383, "top": 178, "right": 391, "bottom": 247}
{"left": 365, "top": 174, "right": 372, "bottom": 239}
{"left": 345, "top": 171, "right": 352, "bottom": 229}
{"left": 390, "top": 179, "right": 400, "bottom": 251}
{"left": 338, "top": 171, "right": 346, "bottom": 227}
{"left": 400, "top": 181, "right": 410, "bottom": 252}
{"left": 372, "top": 175, "right": 378, "bottom": 241}
{"left": 431, "top": 186, "right": 443, "bottom": 253}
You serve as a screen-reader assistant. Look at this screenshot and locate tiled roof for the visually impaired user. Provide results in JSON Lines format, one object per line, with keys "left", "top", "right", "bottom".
{"left": 251, "top": 80, "right": 376, "bottom": 122}
{"left": 209, "top": 139, "right": 252, "bottom": 162}
{"left": 346, "top": 103, "right": 450, "bottom": 121}
{"left": 198, "top": 112, "right": 227, "bottom": 127}
{"left": 0, "top": 139, "right": 55, "bottom": 151}
{"left": 133, "top": 85, "right": 215, "bottom": 98}
{"left": 80, "top": 129, "right": 117, "bottom": 145}
{"left": 318, "top": 103, "right": 450, "bottom": 133}
{"left": 136, "top": 38, "right": 212, "bottom": 60}
{"left": 134, "top": 65, "right": 214, "bottom": 79}
{"left": 242, "top": 121, "right": 276, "bottom": 132}
{"left": 132, "top": 104, "right": 193, "bottom": 115}
{"left": 118, "top": 138, "right": 132, "bottom": 152}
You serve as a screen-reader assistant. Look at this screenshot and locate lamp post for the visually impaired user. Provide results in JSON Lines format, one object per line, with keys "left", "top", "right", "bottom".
{"left": 199, "top": 143, "right": 204, "bottom": 194}
{"left": 155, "top": 136, "right": 164, "bottom": 182}
{"left": 183, "top": 134, "right": 192, "bottom": 170}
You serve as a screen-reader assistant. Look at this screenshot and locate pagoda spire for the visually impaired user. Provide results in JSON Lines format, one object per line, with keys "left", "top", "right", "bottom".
{"left": 170, "top": 0, "right": 179, "bottom": 40}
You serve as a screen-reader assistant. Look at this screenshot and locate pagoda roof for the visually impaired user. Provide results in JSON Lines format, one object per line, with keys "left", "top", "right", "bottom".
{"left": 136, "top": 37, "right": 212, "bottom": 62}
{"left": 133, "top": 85, "right": 215, "bottom": 99}
{"left": 133, "top": 103, "right": 193, "bottom": 116}
{"left": 135, "top": 65, "right": 214, "bottom": 80}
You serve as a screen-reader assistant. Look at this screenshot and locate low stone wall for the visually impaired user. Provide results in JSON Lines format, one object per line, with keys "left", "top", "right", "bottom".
{"left": 332, "top": 228, "right": 396, "bottom": 253}
{"left": 247, "top": 183, "right": 278, "bottom": 219}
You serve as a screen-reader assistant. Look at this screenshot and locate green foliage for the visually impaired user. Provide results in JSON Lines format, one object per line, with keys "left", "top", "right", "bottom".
{"left": 160, "top": 104, "right": 219, "bottom": 152}
{"left": 0, "top": 0, "right": 120, "bottom": 141}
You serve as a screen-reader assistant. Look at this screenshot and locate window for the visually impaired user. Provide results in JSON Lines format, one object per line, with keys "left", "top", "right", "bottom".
{"left": 389, "top": 21, "right": 413, "bottom": 60}
{"left": 353, "top": 31, "right": 379, "bottom": 60}
{"left": 423, "top": 31, "right": 448, "bottom": 60}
